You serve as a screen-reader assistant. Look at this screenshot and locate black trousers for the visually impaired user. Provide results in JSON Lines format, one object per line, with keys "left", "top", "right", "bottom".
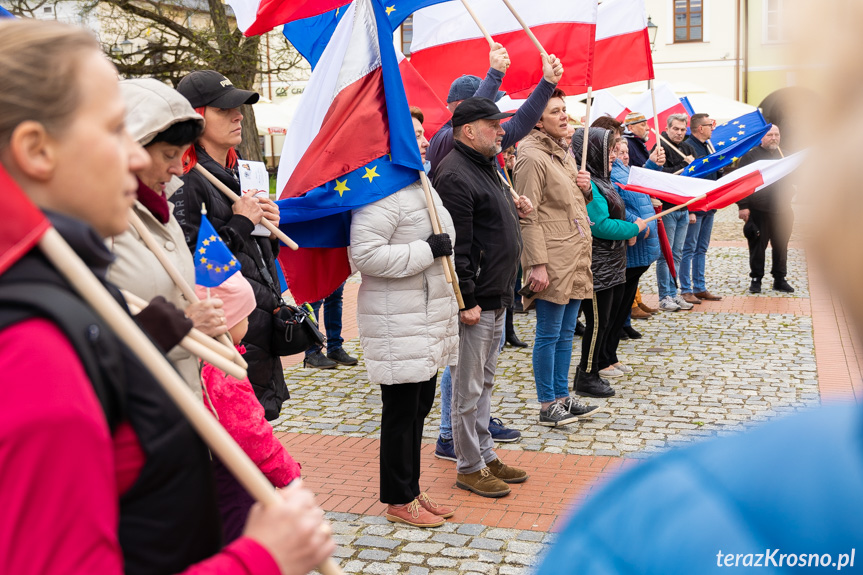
{"left": 747, "top": 209, "right": 794, "bottom": 280}
{"left": 379, "top": 374, "right": 437, "bottom": 505}
{"left": 601, "top": 266, "right": 649, "bottom": 368}
{"left": 579, "top": 283, "right": 625, "bottom": 374}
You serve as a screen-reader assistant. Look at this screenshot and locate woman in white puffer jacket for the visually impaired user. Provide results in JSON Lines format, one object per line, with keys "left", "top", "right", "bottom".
{"left": 349, "top": 108, "right": 459, "bottom": 529}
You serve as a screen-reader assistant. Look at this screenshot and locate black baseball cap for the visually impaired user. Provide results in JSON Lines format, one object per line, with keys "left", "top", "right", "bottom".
{"left": 452, "top": 97, "right": 514, "bottom": 128}
{"left": 177, "top": 70, "right": 260, "bottom": 109}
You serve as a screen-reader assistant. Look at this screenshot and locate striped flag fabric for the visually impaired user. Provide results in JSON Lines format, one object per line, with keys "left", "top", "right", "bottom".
{"left": 0, "top": 163, "right": 51, "bottom": 276}
{"left": 623, "top": 150, "right": 805, "bottom": 211}
{"left": 592, "top": 0, "right": 654, "bottom": 90}
{"left": 409, "top": 0, "right": 598, "bottom": 100}
{"left": 275, "top": 0, "right": 425, "bottom": 304}
{"left": 226, "top": 0, "right": 351, "bottom": 37}
{"left": 626, "top": 82, "right": 689, "bottom": 151}
{"left": 589, "top": 90, "right": 631, "bottom": 124}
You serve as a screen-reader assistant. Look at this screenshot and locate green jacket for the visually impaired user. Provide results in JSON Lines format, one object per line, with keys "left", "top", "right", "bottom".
{"left": 586, "top": 182, "right": 639, "bottom": 241}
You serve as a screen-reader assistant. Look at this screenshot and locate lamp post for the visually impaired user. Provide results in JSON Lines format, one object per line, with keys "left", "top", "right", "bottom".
{"left": 647, "top": 16, "right": 658, "bottom": 51}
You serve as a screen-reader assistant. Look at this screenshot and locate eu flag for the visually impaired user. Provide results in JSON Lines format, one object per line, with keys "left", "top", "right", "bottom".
{"left": 682, "top": 110, "right": 771, "bottom": 179}
{"left": 194, "top": 213, "right": 241, "bottom": 287}
{"left": 0, "top": 6, "right": 15, "bottom": 17}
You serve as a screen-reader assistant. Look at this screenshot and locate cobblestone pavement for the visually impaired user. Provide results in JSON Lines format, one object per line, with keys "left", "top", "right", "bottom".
{"left": 271, "top": 204, "right": 849, "bottom": 574}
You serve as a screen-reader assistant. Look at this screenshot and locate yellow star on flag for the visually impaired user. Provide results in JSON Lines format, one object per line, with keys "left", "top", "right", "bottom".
{"left": 229, "top": 260, "right": 237, "bottom": 267}
{"left": 719, "top": 155, "right": 726, "bottom": 160}
{"left": 732, "top": 120, "right": 739, "bottom": 124}
{"left": 739, "top": 124, "right": 746, "bottom": 128}
{"left": 209, "top": 235, "right": 217, "bottom": 242}
{"left": 202, "top": 239, "right": 210, "bottom": 246}
{"left": 206, "top": 263, "right": 213, "bottom": 270}
{"left": 738, "top": 131, "right": 745, "bottom": 135}
{"left": 731, "top": 156, "right": 739, "bottom": 162}
{"left": 362, "top": 166, "right": 380, "bottom": 183}
{"left": 688, "top": 166, "right": 696, "bottom": 173}
{"left": 730, "top": 137, "right": 738, "bottom": 142}
{"left": 199, "top": 257, "right": 207, "bottom": 264}
{"left": 198, "top": 247, "right": 206, "bottom": 254}
{"left": 702, "top": 158, "right": 710, "bottom": 164}
{"left": 385, "top": 5, "right": 396, "bottom": 15}
{"left": 717, "top": 141, "right": 725, "bottom": 146}
{"left": 334, "top": 179, "right": 350, "bottom": 197}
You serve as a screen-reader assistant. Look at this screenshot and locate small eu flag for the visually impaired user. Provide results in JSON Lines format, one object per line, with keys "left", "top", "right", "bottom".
{"left": 194, "top": 212, "right": 241, "bottom": 287}
{"left": 682, "top": 110, "right": 772, "bottom": 179}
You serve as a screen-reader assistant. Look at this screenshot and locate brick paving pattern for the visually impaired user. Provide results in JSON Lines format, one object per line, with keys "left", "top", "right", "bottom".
{"left": 265, "top": 206, "right": 860, "bottom": 573}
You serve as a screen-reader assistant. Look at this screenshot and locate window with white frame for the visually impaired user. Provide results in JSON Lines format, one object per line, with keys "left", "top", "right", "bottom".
{"left": 401, "top": 16, "right": 413, "bottom": 55}
{"left": 764, "top": 0, "right": 786, "bottom": 43}
{"left": 674, "top": 0, "right": 703, "bottom": 42}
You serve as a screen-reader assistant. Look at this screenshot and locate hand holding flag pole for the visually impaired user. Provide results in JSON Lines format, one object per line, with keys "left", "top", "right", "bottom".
{"left": 419, "top": 171, "right": 465, "bottom": 308}
{"left": 127, "top": 208, "right": 248, "bottom": 370}
{"left": 194, "top": 163, "right": 300, "bottom": 251}
{"left": 121, "top": 290, "right": 247, "bottom": 380}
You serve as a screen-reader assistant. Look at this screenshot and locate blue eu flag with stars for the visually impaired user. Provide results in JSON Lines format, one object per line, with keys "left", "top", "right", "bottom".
{"left": 194, "top": 213, "right": 241, "bottom": 287}
{"left": 682, "top": 110, "right": 772, "bottom": 179}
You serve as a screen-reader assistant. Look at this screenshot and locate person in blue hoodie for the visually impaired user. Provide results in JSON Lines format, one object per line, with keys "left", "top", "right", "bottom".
{"left": 602, "top": 139, "right": 662, "bottom": 374}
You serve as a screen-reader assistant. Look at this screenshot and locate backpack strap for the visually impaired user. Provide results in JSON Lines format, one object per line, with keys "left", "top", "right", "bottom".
{"left": 0, "top": 283, "right": 126, "bottom": 430}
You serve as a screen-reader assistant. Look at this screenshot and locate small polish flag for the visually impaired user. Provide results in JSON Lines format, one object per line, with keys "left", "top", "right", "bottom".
{"left": 623, "top": 151, "right": 806, "bottom": 211}
{"left": 593, "top": 0, "right": 654, "bottom": 90}
{"left": 410, "top": 0, "right": 597, "bottom": 100}
{"left": 626, "top": 82, "right": 689, "bottom": 150}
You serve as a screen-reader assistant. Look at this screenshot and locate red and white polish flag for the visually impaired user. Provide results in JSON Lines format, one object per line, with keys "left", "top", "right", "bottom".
{"left": 409, "top": 0, "right": 597, "bottom": 100}
{"left": 227, "top": 0, "right": 351, "bottom": 37}
{"left": 626, "top": 82, "right": 689, "bottom": 150}
{"left": 589, "top": 90, "right": 631, "bottom": 124}
{"left": 623, "top": 150, "right": 806, "bottom": 211}
{"left": 593, "top": 0, "right": 654, "bottom": 90}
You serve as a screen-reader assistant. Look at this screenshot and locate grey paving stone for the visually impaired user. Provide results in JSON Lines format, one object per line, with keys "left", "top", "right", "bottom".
{"left": 403, "top": 542, "right": 446, "bottom": 554}
{"left": 357, "top": 549, "right": 391, "bottom": 561}
{"left": 432, "top": 533, "right": 470, "bottom": 546}
{"left": 456, "top": 523, "right": 487, "bottom": 536}
{"left": 469, "top": 537, "right": 504, "bottom": 551}
{"left": 354, "top": 536, "right": 400, "bottom": 550}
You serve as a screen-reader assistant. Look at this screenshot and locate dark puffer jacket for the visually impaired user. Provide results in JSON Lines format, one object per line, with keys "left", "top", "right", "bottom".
{"left": 171, "top": 145, "right": 288, "bottom": 420}
{"left": 572, "top": 128, "right": 639, "bottom": 292}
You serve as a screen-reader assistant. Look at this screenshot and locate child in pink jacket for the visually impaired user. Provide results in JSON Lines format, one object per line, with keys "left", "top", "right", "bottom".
{"left": 196, "top": 273, "right": 301, "bottom": 542}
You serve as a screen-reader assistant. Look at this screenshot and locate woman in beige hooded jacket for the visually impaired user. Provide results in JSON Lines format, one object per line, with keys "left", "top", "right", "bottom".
{"left": 107, "top": 79, "right": 227, "bottom": 396}
{"left": 513, "top": 89, "right": 598, "bottom": 428}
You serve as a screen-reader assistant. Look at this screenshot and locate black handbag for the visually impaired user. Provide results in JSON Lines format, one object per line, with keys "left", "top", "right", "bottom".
{"left": 271, "top": 302, "right": 325, "bottom": 356}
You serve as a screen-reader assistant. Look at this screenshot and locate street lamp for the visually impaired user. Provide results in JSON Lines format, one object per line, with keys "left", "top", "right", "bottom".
{"left": 647, "top": 16, "right": 658, "bottom": 51}
{"left": 121, "top": 39, "right": 133, "bottom": 56}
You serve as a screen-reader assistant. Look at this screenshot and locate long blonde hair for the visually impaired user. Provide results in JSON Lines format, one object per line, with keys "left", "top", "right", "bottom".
{"left": 0, "top": 19, "right": 101, "bottom": 150}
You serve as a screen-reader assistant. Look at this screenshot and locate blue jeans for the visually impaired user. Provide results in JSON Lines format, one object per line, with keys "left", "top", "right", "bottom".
{"left": 680, "top": 210, "right": 715, "bottom": 294}
{"left": 533, "top": 299, "right": 581, "bottom": 403}
{"left": 439, "top": 366, "right": 453, "bottom": 440}
{"left": 305, "top": 283, "right": 345, "bottom": 355}
{"left": 655, "top": 209, "right": 689, "bottom": 299}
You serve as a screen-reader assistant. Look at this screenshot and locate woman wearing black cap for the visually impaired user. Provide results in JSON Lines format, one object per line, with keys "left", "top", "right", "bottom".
{"left": 171, "top": 70, "right": 289, "bottom": 422}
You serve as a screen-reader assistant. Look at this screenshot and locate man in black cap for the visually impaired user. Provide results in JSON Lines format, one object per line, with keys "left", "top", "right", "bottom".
{"left": 426, "top": 43, "right": 564, "bottom": 177}
{"left": 432, "top": 97, "right": 534, "bottom": 499}
{"left": 171, "top": 70, "right": 289, "bottom": 421}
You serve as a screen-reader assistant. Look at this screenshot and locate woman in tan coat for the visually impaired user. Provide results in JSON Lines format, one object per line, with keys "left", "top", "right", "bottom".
{"left": 514, "top": 89, "right": 598, "bottom": 427}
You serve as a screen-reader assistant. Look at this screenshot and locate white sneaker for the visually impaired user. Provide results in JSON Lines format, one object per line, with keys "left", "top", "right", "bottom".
{"left": 599, "top": 366, "right": 624, "bottom": 378}
{"left": 614, "top": 362, "right": 633, "bottom": 374}
{"left": 673, "top": 295, "right": 695, "bottom": 310}
{"left": 658, "top": 296, "right": 681, "bottom": 312}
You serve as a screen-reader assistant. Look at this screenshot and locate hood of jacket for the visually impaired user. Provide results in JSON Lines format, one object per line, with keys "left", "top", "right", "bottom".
{"left": 121, "top": 78, "right": 204, "bottom": 147}
{"left": 572, "top": 127, "right": 625, "bottom": 220}
{"left": 520, "top": 128, "right": 568, "bottom": 160}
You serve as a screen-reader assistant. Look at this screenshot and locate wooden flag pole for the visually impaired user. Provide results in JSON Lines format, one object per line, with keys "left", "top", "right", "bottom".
{"left": 419, "top": 171, "right": 465, "bottom": 309}
{"left": 652, "top": 129, "right": 688, "bottom": 160}
{"left": 37, "top": 228, "right": 342, "bottom": 575}
{"left": 193, "top": 164, "right": 299, "bottom": 251}
{"left": 642, "top": 194, "right": 705, "bottom": 224}
{"left": 127, "top": 209, "right": 248, "bottom": 370}
{"left": 123, "top": 292, "right": 247, "bottom": 380}
{"left": 459, "top": 0, "right": 495, "bottom": 47}
{"left": 777, "top": 146, "right": 785, "bottom": 158}
{"left": 581, "top": 87, "right": 593, "bottom": 171}
{"left": 649, "top": 79, "right": 662, "bottom": 154}
{"left": 496, "top": 170, "right": 521, "bottom": 203}
{"left": 500, "top": 0, "right": 547, "bottom": 55}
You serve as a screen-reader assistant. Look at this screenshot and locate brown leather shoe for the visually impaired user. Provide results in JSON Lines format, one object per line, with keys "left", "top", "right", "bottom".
{"left": 385, "top": 499, "right": 445, "bottom": 527}
{"left": 630, "top": 306, "right": 652, "bottom": 320}
{"left": 417, "top": 492, "right": 455, "bottom": 518}
{"left": 694, "top": 291, "right": 722, "bottom": 301}
{"left": 486, "top": 457, "right": 529, "bottom": 484}
{"left": 681, "top": 293, "right": 702, "bottom": 305}
{"left": 456, "top": 467, "right": 511, "bottom": 498}
{"left": 638, "top": 301, "right": 660, "bottom": 314}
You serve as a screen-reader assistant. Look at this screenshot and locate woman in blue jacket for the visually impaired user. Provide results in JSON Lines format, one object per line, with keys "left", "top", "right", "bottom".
{"left": 570, "top": 128, "right": 645, "bottom": 398}
{"left": 601, "top": 139, "right": 663, "bottom": 374}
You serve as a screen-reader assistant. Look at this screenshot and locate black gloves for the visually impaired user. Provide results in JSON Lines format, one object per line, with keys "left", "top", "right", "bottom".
{"left": 134, "top": 296, "right": 194, "bottom": 353}
{"left": 426, "top": 233, "right": 453, "bottom": 259}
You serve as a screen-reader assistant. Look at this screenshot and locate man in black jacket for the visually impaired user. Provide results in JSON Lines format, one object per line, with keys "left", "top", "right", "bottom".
{"left": 172, "top": 70, "right": 289, "bottom": 420}
{"left": 433, "top": 98, "right": 533, "bottom": 499}
{"left": 736, "top": 125, "right": 794, "bottom": 293}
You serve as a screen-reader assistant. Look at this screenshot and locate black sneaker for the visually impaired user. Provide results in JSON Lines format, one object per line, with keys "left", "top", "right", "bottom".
{"left": 573, "top": 367, "right": 615, "bottom": 398}
{"left": 304, "top": 350, "right": 337, "bottom": 369}
{"left": 574, "top": 320, "right": 585, "bottom": 337}
{"left": 539, "top": 402, "right": 578, "bottom": 427}
{"left": 622, "top": 325, "right": 642, "bottom": 340}
{"left": 327, "top": 347, "right": 358, "bottom": 366}
{"left": 750, "top": 278, "right": 762, "bottom": 293}
{"left": 560, "top": 396, "right": 598, "bottom": 417}
{"left": 773, "top": 278, "right": 795, "bottom": 293}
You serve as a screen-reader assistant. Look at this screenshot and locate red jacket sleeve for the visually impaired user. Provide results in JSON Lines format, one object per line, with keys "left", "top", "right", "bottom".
{"left": 202, "top": 360, "right": 301, "bottom": 487}
{"left": 0, "top": 319, "right": 124, "bottom": 575}
{"left": 179, "top": 537, "right": 280, "bottom": 575}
